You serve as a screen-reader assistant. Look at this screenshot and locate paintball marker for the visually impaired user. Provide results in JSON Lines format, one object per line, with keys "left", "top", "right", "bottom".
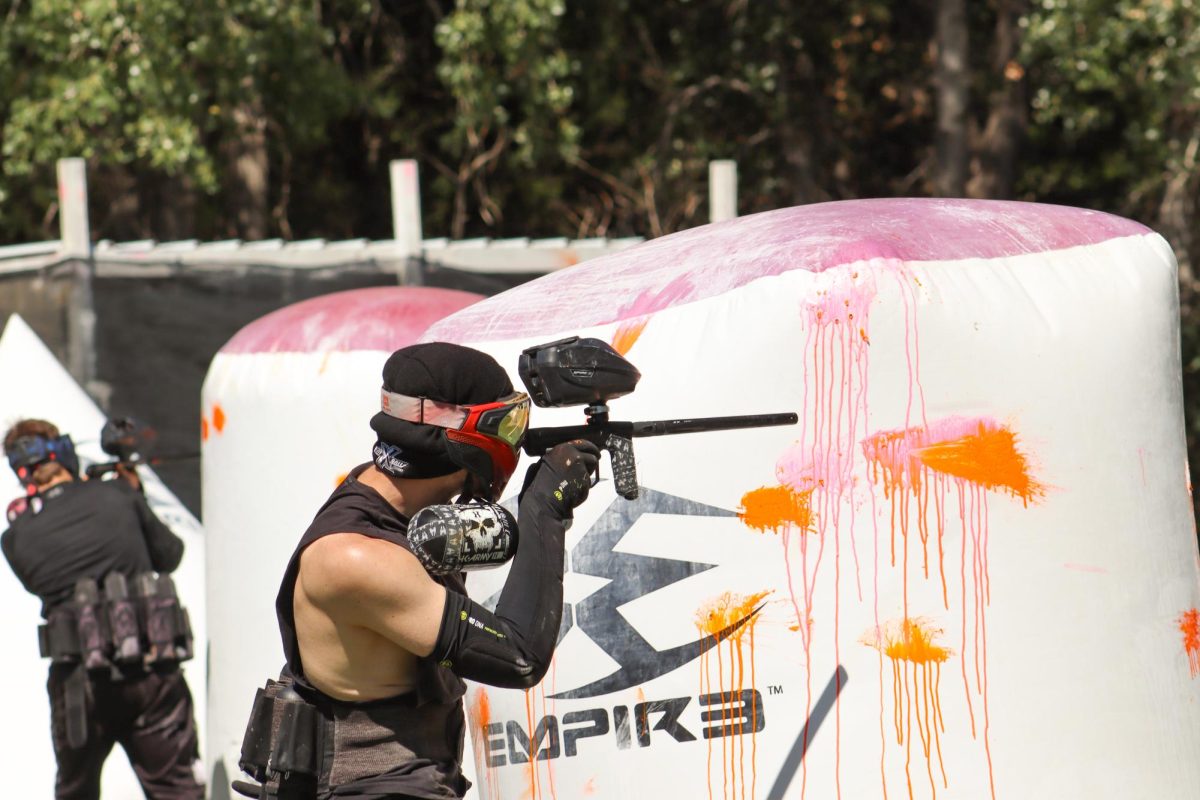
{"left": 85, "top": 417, "right": 151, "bottom": 480}
{"left": 518, "top": 336, "right": 798, "bottom": 500}
{"left": 84, "top": 417, "right": 197, "bottom": 480}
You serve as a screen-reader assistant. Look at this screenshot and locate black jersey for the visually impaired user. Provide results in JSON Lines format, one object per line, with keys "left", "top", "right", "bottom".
{"left": 1, "top": 479, "right": 184, "bottom": 616}
{"left": 275, "top": 463, "right": 469, "bottom": 800}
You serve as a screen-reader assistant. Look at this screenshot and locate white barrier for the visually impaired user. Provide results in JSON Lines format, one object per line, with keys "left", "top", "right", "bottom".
{"left": 420, "top": 199, "right": 1200, "bottom": 800}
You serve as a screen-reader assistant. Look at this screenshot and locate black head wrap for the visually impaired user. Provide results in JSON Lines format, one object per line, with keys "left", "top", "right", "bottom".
{"left": 369, "top": 343, "right": 514, "bottom": 488}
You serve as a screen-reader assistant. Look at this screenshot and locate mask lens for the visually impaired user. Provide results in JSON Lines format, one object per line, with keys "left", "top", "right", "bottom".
{"left": 496, "top": 400, "right": 530, "bottom": 447}
{"left": 475, "top": 395, "right": 530, "bottom": 448}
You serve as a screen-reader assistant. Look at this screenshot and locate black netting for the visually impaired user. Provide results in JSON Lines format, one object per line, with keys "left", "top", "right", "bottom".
{"left": 1, "top": 256, "right": 537, "bottom": 518}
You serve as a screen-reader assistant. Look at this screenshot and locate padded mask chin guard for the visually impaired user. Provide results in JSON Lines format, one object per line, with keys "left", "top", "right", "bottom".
{"left": 370, "top": 413, "right": 516, "bottom": 501}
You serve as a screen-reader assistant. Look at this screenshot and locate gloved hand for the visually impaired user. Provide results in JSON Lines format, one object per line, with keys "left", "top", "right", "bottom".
{"left": 519, "top": 440, "right": 601, "bottom": 516}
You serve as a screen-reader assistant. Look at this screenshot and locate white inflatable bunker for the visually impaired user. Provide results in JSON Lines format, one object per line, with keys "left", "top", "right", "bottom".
{"left": 202, "top": 286, "right": 483, "bottom": 796}
{"left": 422, "top": 199, "right": 1200, "bottom": 800}
{"left": 0, "top": 314, "right": 207, "bottom": 799}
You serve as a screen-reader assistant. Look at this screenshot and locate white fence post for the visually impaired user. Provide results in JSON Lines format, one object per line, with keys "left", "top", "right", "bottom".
{"left": 57, "top": 158, "right": 92, "bottom": 257}
{"left": 709, "top": 160, "right": 738, "bottom": 223}
{"left": 390, "top": 160, "right": 423, "bottom": 257}
{"left": 56, "top": 158, "right": 98, "bottom": 395}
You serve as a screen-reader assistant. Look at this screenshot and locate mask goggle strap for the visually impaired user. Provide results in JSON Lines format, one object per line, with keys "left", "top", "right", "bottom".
{"left": 380, "top": 390, "right": 530, "bottom": 448}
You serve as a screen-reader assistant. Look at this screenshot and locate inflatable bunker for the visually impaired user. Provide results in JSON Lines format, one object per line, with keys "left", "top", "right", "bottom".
{"left": 202, "top": 286, "right": 483, "bottom": 795}
{"left": 421, "top": 199, "right": 1200, "bottom": 800}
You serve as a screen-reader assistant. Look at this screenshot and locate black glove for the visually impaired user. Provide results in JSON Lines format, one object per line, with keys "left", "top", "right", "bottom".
{"left": 519, "top": 440, "right": 601, "bottom": 516}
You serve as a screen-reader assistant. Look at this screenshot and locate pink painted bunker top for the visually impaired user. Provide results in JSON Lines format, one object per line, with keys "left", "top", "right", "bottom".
{"left": 424, "top": 198, "right": 1151, "bottom": 343}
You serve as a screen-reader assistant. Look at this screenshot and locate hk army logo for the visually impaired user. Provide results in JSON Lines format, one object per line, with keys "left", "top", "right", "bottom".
{"left": 501, "top": 487, "right": 757, "bottom": 699}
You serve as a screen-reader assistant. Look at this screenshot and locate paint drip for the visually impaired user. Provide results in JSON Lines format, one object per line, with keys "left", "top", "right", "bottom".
{"left": 863, "top": 415, "right": 1043, "bottom": 800}
{"left": 863, "top": 618, "right": 951, "bottom": 800}
{"left": 696, "top": 590, "right": 770, "bottom": 800}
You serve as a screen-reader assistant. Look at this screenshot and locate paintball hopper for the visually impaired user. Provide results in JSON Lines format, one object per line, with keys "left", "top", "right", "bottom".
{"left": 100, "top": 416, "right": 152, "bottom": 463}
{"left": 518, "top": 337, "right": 641, "bottom": 408}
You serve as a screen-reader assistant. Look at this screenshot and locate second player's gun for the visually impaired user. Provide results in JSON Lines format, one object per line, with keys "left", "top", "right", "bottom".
{"left": 85, "top": 417, "right": 151, "bottom": 480}
{"left": 518, "top": 337, "right": 797, "bottom": 500}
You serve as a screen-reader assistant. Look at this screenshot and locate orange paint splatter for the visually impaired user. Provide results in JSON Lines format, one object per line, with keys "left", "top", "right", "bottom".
{"left": 1180, "top": 608, "right": 1200, "bottom": 678}
{"left": 738, "top": 485, "right": 814, "bottom": 533}
{"left": 212, "top": 403, "right": 226, "bottom": 433}
{"left": 611, "top": 318, "right": 649, "bottom": 355}
{"left": 696, "top": 591, "right": 769, "bottom": 800}
{"left": 470, "top": 687, "right": 499, "bottom": 797}
{"left": 915, "top": 425, "right": 1043, "bottom": 504}
{"left": 863, "top": 619, "right": 950, "bottom": 799}
{"left": 582, "top": 777, "right": 597, "bottom": 795}
{"left": 334, "top": 472, "right": 349, "bottom": 487}
{"left": 863, "top": 416, "right": 1043, "bottom": 505}
{"left": 524, "top": 688, "right": 540, "bottom": 799}
{"left": 697, "top": 591, "right": 771, "bottom": 638}
{"left": 877, "top": 618, "right": 951, "bottom": 665}
{"left": 200, "top": 416, "right": 209, "bottom": 442}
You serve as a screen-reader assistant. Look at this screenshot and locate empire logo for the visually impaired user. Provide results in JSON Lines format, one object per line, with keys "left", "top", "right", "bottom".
{"left": 481, "top": 689, "right": 766, "bottom": 766}
{"left": 479, "top": 487, "right": 769, "bottom": 764}
{"left": 495, "top": 486, "right": 759, "bottom": 698}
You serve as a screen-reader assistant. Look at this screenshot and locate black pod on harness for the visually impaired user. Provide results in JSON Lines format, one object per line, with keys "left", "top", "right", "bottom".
{"left": 239, "top": 678, "right": 322, "bottom": 783}
{"left": 135, "top": 573, "right": 193, "bottom": 664}
{"left": 73, "top": 578, "right": 110, "bottom": 671}
{"left": 38, "top": 609, "right": 80, "bottom": 663}
{"left": 105, "top": 572, "right": 142, "bottom": 664}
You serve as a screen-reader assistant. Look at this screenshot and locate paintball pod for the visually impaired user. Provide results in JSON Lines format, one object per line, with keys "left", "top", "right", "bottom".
{"left": 518, "top": 337, "right": 798, "bottom": 500}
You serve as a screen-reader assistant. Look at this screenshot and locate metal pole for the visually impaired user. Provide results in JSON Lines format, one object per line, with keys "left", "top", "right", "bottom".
{"left": 708, "top": 160, "right": 738, "bottom": 223}
{"left": 390, "top": 159, "right": 423, "bottom": 257}
{"left": 57, "top": 158, "right": 97, "bottom": 394}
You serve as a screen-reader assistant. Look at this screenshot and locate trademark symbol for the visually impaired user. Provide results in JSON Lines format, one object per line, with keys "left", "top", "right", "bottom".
{"left": 768, "top": 685, "right": 784, "bottom": 695}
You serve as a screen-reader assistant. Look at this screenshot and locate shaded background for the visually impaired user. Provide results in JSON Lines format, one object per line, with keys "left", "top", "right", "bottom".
{"left": 1, "top": 0, "right": 1199, "bottom": 522}
{"left": 0, "top": 259, "right": 537, "bottom": 514}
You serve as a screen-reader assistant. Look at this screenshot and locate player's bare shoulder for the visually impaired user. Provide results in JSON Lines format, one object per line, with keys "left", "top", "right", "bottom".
{"left": 297, "top": 533, "right": 431, "bottom": 611}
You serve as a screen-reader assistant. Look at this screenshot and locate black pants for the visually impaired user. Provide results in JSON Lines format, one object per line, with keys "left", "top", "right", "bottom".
{"left": 48, "top": 664, "right": 204, "bottom": 800}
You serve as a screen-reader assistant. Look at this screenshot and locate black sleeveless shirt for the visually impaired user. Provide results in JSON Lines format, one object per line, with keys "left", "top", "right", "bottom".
{"left": 275, "top": 464, "right": 470, "bottom": 799}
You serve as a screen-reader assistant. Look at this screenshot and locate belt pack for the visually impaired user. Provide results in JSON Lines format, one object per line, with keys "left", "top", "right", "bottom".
{"left": 38, "top": 572, "right": 194, "bottom": 670}
{"left": 239, "top": 677, "right": 324, "bottom": 785}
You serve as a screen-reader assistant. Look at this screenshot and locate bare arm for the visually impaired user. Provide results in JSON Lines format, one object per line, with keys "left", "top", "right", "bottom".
{"left": 297, "top": 441, "right": 598, "bottom": 690}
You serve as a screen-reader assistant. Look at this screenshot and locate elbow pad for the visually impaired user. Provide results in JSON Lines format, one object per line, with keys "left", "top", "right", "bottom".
{"left": 407, "top": 503, "right": 518, "bottom": 576}
{"left": 433, "top": 590, "right": 546, "bottom": 689}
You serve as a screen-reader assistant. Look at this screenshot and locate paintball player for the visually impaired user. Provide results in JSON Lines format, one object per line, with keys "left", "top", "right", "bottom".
{"left": 1, "top": 419, "right": 204, "bottom": 800}
{"left": 235, "top": 342, "right": 599, "bottom": 799}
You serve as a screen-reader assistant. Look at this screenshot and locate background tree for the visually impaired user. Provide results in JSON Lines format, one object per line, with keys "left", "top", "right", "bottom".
{"left": 2, "top": 0, "right": 1200, "bottom": 514}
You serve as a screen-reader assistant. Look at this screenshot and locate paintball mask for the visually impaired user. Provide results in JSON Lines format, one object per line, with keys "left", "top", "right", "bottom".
{"left": 378, "top": 388, "right": 531, "bottom": 500}
{"left": 6, "top": 434, "right": 80, "bottom": 488}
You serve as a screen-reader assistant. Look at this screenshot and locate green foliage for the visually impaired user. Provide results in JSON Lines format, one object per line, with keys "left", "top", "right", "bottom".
{"left": 1020, "top": 0, "right": 1200, "bottom": 213}
{"left": 1, "top": 0, "right": 1199, "bottom": 519}
{"left": 0, "top": 0, "right": 351, "bottom": 238}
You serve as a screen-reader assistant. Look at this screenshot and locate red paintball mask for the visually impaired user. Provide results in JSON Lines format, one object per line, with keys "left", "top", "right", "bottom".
{"left": 379, "top": 389, "right": 531, "bottom": 500}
